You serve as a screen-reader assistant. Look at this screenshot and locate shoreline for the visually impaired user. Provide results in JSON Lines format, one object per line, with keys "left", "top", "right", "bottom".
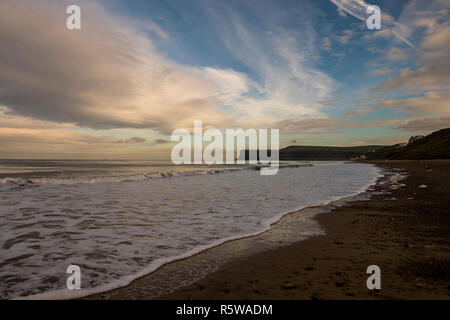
{"left": 83, "top": 162, "right": 383, "bottom": 300}
{"left": 85, "top": 160, "right": 450, "bottom": 300}
{"left": 17, "top": 161, "right": 379, "bottom": 300}
{"left": 159, "top": 160, "right": 450, "bottom": 300}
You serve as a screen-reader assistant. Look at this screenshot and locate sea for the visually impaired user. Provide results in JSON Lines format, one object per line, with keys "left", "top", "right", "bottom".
{"left": 0, "top": 159, "right": 382, "bottom": 299}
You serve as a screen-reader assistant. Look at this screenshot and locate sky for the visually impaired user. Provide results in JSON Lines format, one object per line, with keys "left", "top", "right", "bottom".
{"left": 0, "top": 0, "right": 449, "bottom": 159}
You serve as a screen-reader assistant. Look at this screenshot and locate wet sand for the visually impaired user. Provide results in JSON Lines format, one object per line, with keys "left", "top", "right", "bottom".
{"left": 89, "top": 160, "right": 450, "bottom": 300}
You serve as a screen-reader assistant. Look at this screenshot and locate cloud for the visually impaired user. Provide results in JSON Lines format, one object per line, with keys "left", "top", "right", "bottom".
{"left": 276, "top": 118, "right": 346, "bottom": 134}
{"left": 0, "top": 127, "right": 160, "bottom": 159}
{"left": 0, "top": 128, "right": 141, "bottom": 145}
{"left": 201, "top": 1, "right": 336, "bottom": 123}
{"left": 379, "top": 91, "right": 450, "bottom": 117}
{"left": 154, "top": 139, "right": 171, "bottom": 144}
{"left": 337, "top": 7, "right": 347, "bottom": 17}
{"left": 421, "top": 25, "right": 450, "bottom": 58}
{"left": 0, "top": 0, "right": 339, "bottom": 137}
{"left": 345, "top": 108, "right": 374, "bottom": 117}
{"left": 373, "top": 2, "right": 450, "bottom": 121}
{"left": 0, "top": 106, "right": 74, "bottom": 129}
{"left": 0, "top": 0, "right": 243, "bottom": 133}
{"left": 335, "top": 30, "right": 354, "bottom": 44}
{"left": 275, "top": 117, "right": 403, "bottom": 135}
{"left": 321, "top": 37, "right": 332, "bottom": 51}
{"left": 119, "top": 137, "right": 147, "bottom": 144}
{"left": 354, "top": 136, "right": 408, "bottom": 146}
{"left": 369, "top": 67, "right": 394, "bottom": 77}
{"left": 377, "top": 65, "right": 450, "bottom": 93}
{"left": 352, "top": 90, "right": 450, "bottom": 120}
{"left": 372, "top": 29, "right": 393, "bottom": 39}
{"left": 397, "top": 117, "right": 450, "bottom": 132}
{"left": 386, "top": 48, "right": 409, "bottom": 61}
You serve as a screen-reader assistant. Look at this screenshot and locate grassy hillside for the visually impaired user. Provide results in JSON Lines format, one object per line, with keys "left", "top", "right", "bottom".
{"left": 278, "top": 145, "right": 385, "bottom": 160}
{"left": 368, "top": 128, "right": 450, "bottom": 160}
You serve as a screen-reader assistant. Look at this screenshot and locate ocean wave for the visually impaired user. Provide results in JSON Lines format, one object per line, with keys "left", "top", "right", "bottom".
{"left": 0, "top": 163, "right": 313, "bottom": 188}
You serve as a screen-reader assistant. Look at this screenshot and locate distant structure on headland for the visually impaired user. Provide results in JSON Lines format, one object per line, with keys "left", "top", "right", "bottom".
{"left": 408, "top": 135, "right": 424, "bottom": 146}
{"left": 350, "top": 155, "right": 367, "bottom": 161}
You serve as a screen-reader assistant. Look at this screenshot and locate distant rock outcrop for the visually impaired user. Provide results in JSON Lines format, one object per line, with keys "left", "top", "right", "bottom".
{"left": 408, "top": 135, "right": 424, "bottom": 146}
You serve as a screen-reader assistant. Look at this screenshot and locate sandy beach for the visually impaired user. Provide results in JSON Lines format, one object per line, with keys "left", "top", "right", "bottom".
{"left": 86, "top": 160, "right": 450, "bottom": 300}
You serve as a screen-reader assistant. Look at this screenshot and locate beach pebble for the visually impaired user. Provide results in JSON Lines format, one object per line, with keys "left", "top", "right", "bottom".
{"left": 282, "top": 282, "right": 296, "bottom": 289}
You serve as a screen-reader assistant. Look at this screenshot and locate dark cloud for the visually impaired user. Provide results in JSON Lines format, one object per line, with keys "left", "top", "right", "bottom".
{"left": 119, "top": 137, "right": 147, "bottom": 144}
{"left": 154, "top": 139, "right": 170, "bottom": 144}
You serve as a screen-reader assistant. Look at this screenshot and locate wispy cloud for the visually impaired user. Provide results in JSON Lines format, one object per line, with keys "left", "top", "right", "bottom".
{"left": 200, "top": 1, "right": 336, "bottom": 124}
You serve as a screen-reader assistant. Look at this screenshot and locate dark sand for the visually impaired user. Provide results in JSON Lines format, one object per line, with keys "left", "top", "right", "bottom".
{"left": 89, "top": 160, "right": 450, "bottom": 300}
